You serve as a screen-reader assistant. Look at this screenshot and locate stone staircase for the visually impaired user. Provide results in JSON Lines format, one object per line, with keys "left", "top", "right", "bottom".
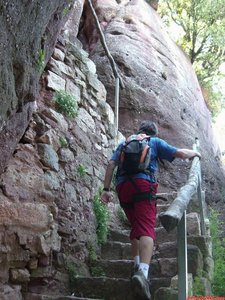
{"left": 24, "top": 295, "right": 102, "bottom": 300}
{"left": 69, "top": 199, "right": 179, "bottom": 300}
{"left": 24, "top": 196, "right": 208, "bottom": 300}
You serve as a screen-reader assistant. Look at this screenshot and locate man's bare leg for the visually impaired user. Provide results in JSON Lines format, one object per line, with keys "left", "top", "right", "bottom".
{"left": 131, "top": 236, "right": 153, "bottom": 299}
{"left": 131, "top": 238, "right": 140, "bottom": 269}
{"left": 139, "top": 236, "right": 154, "bottom": 278}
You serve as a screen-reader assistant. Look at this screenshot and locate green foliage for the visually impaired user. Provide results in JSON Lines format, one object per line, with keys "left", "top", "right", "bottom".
{"left": 63, "top": 2, "right": 72, "bottom": 16}
{"left": 158, "top": 0, "right": 225, "bottom": 76}
{"left": 77, "top": 164, "right": 87, "bottom": 177}
{"left": 90, "top": 265, "right": 105, "bottom": 277}
{"left": 201, "top": 81, "right": 225, "bottom": 120}
{"left": 66, "top": 261, "right": 79, "bottom": 282}
{"left": 54, "top": 90, "right": 78, "bottom": 118}
{"left": 192, "top": 270, "right": 205, "bottom": 296}
{"left": 209, "top": 208, "right": 225, "bottom": 296}
{"left": 88, "top": 242, "right": 98, "bottom": 262}
{"left": 93, "top": 190, "right": 109, "bottom": 245}
{"left": 59, "top": 136, "right": 68, "bottom": 148}
{"left": 36, "top": 48, "right": 45, "bottom": 73}
{"left": 88, "top": 243, "right": 105, "bottom": 277}
{"left": 158, "top": 0, "right": 225, "bottom": 117}
{"left": 63, "top": 7, "right": 69, "bottom": 16}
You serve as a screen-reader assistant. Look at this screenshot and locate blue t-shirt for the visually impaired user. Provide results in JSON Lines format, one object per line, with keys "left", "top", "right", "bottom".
{"left": 111, "top": 137, "right": 177, "bottom": 184}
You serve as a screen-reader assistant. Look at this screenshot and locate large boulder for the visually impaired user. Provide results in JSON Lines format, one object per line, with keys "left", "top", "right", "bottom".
{"left": 0, "top": 0, "right": 83, "bottom": 174}
{"left": 78, "top": 0, "right": 225, "bottom": 209}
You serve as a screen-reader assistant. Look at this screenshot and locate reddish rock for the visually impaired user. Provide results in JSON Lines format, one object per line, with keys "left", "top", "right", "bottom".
{"left": 79, "top": 0, "right": 225, "bottom": 210}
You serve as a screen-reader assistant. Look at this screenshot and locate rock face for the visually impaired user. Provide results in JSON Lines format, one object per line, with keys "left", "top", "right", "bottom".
{"left": 0, "top": 0, "right": 116, "bottom": 297}
{"left": 0, "top": 0, "right": 78, "bottom": 175}
{"left": 0, "top": 23, "right": 116, "bottom": 297}
{"left": 78, "top": 0, "right": 225, "bottom": 206}
{"left": 0, "top": 0, "right": 224, "bottom": 298}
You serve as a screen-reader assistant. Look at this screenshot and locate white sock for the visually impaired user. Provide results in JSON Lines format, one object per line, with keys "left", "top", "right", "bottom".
{"left": 134, "top": 255, "right": 140, "bottom": 266}
{"left": 139, "top": 262, "right": 149, "bottom": 279}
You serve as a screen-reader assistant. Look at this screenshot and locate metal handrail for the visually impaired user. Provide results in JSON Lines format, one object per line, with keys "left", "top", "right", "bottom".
{"left": 159, "top": 139, "right": 207, "bottom": 300}
{"left": 86, "top": 0, "right": 124, "bottom": 139}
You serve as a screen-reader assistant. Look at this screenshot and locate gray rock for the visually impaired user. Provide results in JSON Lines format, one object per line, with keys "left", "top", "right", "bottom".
{"left": 47, "top": 71, "right": 66, "bottom": 91}
{"left": 38, "top": 144, "right": 59, "bottom": 171}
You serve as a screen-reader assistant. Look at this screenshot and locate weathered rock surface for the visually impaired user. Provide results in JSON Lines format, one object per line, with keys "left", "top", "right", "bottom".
{"left": 0, "top": 0, "right": 81, "bottom": 174}
{"left": 79, "top": 0, "right": 225, "bottom": 210}
{"left": 0, "top": 22, "right": 116, "bottom": 296}
{"left": 0, "top": 0, "right": 221, "bottom": 298}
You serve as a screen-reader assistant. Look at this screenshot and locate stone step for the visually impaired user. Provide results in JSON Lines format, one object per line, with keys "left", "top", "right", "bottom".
{"left": 108, "top": 229, "right": 130, "bottom": 243}
{"left": 156, "top": 203, "right": 171, "bottom": 215}
{"left": 101, "top": 241, "right": 131, "bottom": 260}
{"left": 70, "top": 276, "right": 173, "bottom": 300}
{"left": 154, "top": 241, "right": 177, "bottom": 258}
{"left": 95, "top": 258, "right": 177, "bottom": 279}
{"left": 150, "top": 277, "right": 171, "bottom": 295}
{"left": 155, "top": 227, "right": 177, "bottom": 245}
{"left": 154, "top": 287, "right": 178, "bottom": 300}
{"left": 24, "top": 293, "right": 102, "bottom": 300}
{"left": 108, "top": 227, "right": 177, "bottom": 245}
{"left": 70, "top": 277, "right": 134, "bottom": 300}
{"left": 95, "top": 259, "right": 133, "bottom": 278}
{"left": 102, "top": 239, "right": 177, "bottom": 261}
{"left": 156, "top": 192, "right": 177, "bottom": 204}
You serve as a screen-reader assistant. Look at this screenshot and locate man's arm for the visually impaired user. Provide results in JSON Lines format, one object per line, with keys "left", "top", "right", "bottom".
{"left": 175, "top": 149, "right": 201, "bottom": 160}
{"left": 101, "top": 159, "right": 117, "bottom": 204}
{"left": 103, "top": 160, "right": 116, "bottom": 190}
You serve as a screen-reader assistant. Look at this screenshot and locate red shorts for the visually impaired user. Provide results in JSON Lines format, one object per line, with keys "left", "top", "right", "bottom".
{"left": 116, "top": 179, "right": 158, "bottom": 240}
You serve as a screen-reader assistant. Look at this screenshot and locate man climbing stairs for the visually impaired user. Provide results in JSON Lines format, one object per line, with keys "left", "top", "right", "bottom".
{"left": 70, "top": 198, "right": 180, "bottom": 299}
{"left": 24, "top": 194, "right": 207, "bottom": 299}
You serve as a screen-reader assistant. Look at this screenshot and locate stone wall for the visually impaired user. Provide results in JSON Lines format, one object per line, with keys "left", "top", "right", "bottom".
{"left": 0, "top": 0, "right": 77, "bottom": 175}
{"left": 0, "top": 29, "right": 116, "bottom": 298}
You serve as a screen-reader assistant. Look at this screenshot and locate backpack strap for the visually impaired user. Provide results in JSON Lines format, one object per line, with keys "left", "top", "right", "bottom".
{"left": 128, "top": 176, "right": 156, "bottom": 203}
{"left": 119, "top": 176, "right": 157, "bottom": 209}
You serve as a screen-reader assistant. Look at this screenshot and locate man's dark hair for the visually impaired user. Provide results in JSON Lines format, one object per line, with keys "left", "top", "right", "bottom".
{"left": 137, "top": 120, "right": 158, "bottom": 136}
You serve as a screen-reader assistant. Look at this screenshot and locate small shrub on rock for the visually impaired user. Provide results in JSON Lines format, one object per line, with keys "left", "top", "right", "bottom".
{"left": 93, "top": 190, "right": 109, "bottom": 245}
{"left": 54, "top": 90, "right": 78, "bottom": 118}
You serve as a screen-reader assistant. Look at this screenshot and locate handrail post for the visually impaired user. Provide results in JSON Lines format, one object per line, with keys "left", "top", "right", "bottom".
{"left": 178, "top": 211, "right": 188, "bottom": 300}
{"left": 114, "top": 77, "right": 120, "bottom": 140}
{"left": 197, "top": 177, "right": 206, "bottom": 236}
{"left": 193, "top": 138, "right": 206, "bottom": 236}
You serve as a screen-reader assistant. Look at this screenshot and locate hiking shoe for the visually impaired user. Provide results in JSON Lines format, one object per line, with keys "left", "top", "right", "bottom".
{"left": 131, "top": 270, "right": 151, "bottom": 300}
{"left": 131, "top": 264, "right": 139, "bottom": 277}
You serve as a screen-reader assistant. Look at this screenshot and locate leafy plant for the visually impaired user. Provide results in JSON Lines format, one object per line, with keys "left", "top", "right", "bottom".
{"left": 59, "top": 136, "right": 68, "bottom": 148}
{"left": 158, "top": 0, "right": 225, "bottom": 117}
{"left": 54, "top": 90, "right": 78, "bottom": 118}
{"left": 63, "top": 5, "right": 70, "bottom": 16}
{"left": 88, "top": 243, "right": 105, "bottom": 277}
{"left": 66, "top": 261, "right": 79, "bottom": 284}
{"left": 90, "top": 265, "right": 105, "bottom": 277}
{"left": 209, "top": 208, "right": 225, "bottom": 296}
{"left": 36, "top": 48, "right": 45, "bottom": 73}
{"left": 201, "top": 81, "right": 225, "bottom": 120}
{"left": 77, "top": 164, "right": 87, "bottom": 177}
{"left": 192, "top": 270, "right": 205, "bottom": 296}
{"left": 93, "top": 190, "right": 109, "bottom": 245}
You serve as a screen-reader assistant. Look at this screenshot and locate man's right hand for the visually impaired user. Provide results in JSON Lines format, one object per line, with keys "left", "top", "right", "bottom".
{"left": 101, "top": 191, "right": 112, "bottom": 204}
